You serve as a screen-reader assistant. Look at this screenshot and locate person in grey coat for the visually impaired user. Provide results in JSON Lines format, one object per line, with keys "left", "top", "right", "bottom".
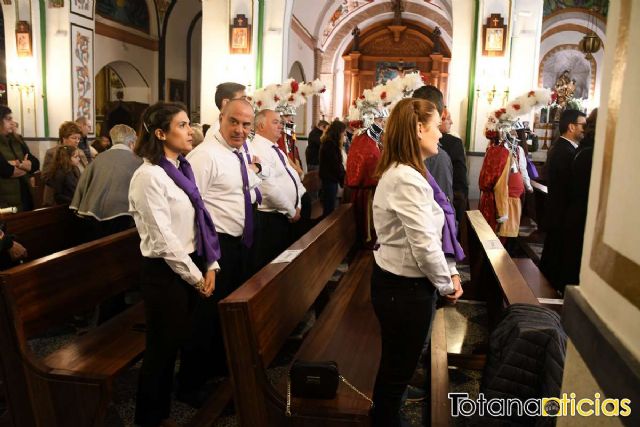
{"left": 70, "top": 124, "right": 142, "bottom": 239}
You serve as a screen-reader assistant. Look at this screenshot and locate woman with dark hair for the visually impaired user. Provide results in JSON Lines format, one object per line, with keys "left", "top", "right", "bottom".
{"left": 128, "top": 102, "right": 221, "bottom": 427}
{"left": 0, "top": 105, "right": 39, "bottom": 211}
{"left": 319, "top": 120, "right": 347, "bottom": 216}
{"left": 44, "top": 145, "right": 81, "bottom": 205}
{"left": 370, "top": 98, "right": 463, "bottom": 426}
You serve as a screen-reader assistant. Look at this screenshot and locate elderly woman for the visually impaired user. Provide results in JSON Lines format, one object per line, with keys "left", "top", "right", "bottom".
{"left": 70, "top": 124, "right": 142, "bottom": 238}
{"left": 42, "top": 121, "right": 88, "bottom": 206}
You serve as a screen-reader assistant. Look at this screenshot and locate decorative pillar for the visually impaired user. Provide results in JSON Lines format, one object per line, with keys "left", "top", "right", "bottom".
{"left": 430, "top": 53, "right": 443, "bottom": 90}
{"left": 348, "top": 51, "right": 361, "bottom": 110}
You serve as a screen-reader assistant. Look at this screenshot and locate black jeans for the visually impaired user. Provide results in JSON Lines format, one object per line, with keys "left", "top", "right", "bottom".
{"left": 178, "top": 233, "right": 253, "bottom": 390}
{"left": 321, "top": 180, "right": 339, "bottom": 217}
{"left": 135, "top": 256, "right": 199, "bottom": 427}
{"left": 370, "top": 264, "right": 437, "bottom": 427}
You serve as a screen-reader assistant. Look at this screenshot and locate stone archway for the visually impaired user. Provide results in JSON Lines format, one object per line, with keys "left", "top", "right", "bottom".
{"left": 340, "top": 19, "right": 450, "bottom": 117}
{"left": 315, "top": 0, "right": 452, "bottom": 121}
{"left": 95, "top": 61, "right": 150, "bottom": 136}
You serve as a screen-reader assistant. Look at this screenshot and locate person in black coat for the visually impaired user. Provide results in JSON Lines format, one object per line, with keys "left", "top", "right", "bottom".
{"left": 540, "top": 109, "right": 586, "bottom": 292}
{"left": 305, "top": 120, "right": 329, "bottom": 171}
{"left": 319, "top": 120, "right": 347, "bottom": 217}
{"left": 438, "top": 110, "right": 468, "bottom": 226}
{"left": 562, "top": 108, "right": 597, "bottom": 285}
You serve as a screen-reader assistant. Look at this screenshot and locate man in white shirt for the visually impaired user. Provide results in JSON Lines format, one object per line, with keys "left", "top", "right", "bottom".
{"left": 250, "top": 109, "right": 306, "bottom": 269}
{"left": 183, "top": 98, "right": 263, "bottom": 387}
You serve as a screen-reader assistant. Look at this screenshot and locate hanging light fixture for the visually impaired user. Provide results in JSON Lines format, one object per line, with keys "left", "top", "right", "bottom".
{"left": 579, "top": 1, "right": 603, "bottom": 60}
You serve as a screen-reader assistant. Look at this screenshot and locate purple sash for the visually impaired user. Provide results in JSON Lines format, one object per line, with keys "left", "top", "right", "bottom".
{"left": 426, "top": 172, "right": 465, "bottom": 262}
{"left": 158, "top": 155, "right": 221, "bottom": 265}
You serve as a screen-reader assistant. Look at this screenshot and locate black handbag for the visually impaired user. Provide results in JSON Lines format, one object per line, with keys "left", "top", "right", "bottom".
{"left": 286, "top": 359, "right": 373, "bottom": 416}
{"left": 290, "top": 360, "right": 339, "bottom": 399}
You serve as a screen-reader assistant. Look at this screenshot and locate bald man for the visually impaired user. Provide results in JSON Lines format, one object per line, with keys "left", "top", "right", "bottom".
{"left": 180, "top": 99, "right": 264, "bottom": 401}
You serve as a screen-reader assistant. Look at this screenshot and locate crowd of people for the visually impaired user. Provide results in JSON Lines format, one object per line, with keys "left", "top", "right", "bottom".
{"left": 0, "top": 76, "right": 596, "bottom": 426}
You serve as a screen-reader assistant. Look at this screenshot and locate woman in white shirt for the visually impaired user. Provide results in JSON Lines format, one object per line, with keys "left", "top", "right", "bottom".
{"left": 370, "top": 98, "right": 463, "bottom": 426}
{"left": 129, "top": 102, "right": 220, "bottom": 427}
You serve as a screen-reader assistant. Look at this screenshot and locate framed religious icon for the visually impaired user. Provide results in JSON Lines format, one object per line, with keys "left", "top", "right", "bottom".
{"left": 15, "top": 21, "right": 32, "bottom": 57}
{"left": 482, "top": 14, "right": 507, "bottom": 57}
{"left": 71, "top": 0, "right": 94, "bottom": 20}
{"left": 230, "top": 14, "right": 251, "bottom": 54}
{"left": 167, "top": 79, "right": 187, "bottom": 104}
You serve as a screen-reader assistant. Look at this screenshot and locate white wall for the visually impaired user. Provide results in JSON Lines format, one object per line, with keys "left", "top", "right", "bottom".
{"left": 449, "top": 0, "right": 474, "bottom": 141}
{"left": 558, "top": 0, "right": 640, "bottom": 418}
{"left": 287, "top": 28, "right": 314, "bottom": 134}
{"left": 94, "top": 35, "right": 156, "bottom": 104}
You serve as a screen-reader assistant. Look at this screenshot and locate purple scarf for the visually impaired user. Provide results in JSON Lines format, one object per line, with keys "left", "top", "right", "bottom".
{"left": 526, "top": 158, "right": 539, "bottom": 180}
{"left": 158, "top": 155, "right": 221, "bottom": 265}
{"left": 426, "top": 172, "right": 465, "bottom": 262}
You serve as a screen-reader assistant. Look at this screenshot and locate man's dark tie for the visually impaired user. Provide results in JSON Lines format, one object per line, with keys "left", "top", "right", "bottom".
{"left": 234, "top": 149, "right": 257, "bottom": 247}
{"left": 272, "top": 145, "right": 299, "bottom": 209}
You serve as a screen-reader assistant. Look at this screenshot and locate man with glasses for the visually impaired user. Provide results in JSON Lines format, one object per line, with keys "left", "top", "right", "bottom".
{"left": 540, "top": 109, "right": 586, "bottom": 293}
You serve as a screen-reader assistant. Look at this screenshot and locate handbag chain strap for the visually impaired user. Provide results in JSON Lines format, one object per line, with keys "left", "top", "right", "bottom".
{"left": 285, "top": 375, "right": 374, "bottom": 417}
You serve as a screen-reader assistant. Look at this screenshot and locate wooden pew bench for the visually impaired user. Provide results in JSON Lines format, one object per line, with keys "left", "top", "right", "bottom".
{"left": 220, "top": 203, "right": 453, "bottom": 426}
{"left": 0, "top": 228, "right": 144, "bottom": 427}
{"left": 0, "top": 205, "right": 86, "bottom": 262}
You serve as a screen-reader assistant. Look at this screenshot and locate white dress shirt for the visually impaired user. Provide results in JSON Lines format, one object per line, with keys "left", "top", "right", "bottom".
{"left": 517, "top": 145, "right": 533, "bottom": 192}
{"left": 187, "top": 131, "right": 262, "bottom": 237}
{"left": 128, "top": 160, "right": 218, "bottom": 286}
{"left": 250, "top": 133, "right": 306, "bottom": 218}
{"left": 373, "top": 163, "right": 457, "bottom": 296}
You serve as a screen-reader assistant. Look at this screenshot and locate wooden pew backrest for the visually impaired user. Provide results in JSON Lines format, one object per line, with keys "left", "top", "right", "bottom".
{"left": 466, "top": 210, "right": 539, "bottom": 306}
{"left": 220, "top": 204, "right": 356, "bottom": 426}
{"left": 0, "top": 205, "right": 82, "bottom": 261}
{"left": 222, "top": 203, "right": 356, "bottom": 367}
{"left": 0, "top": 228, "right": 141, "bottom": 339}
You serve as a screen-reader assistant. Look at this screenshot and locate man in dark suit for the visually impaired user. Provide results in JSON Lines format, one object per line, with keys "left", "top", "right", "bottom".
{"left": 540, "top": 109, "right": 586, "bottom": 292}
{"left": 439, "top": 110, "right": 469, "bottom": 227}
{"left": 305, "top": 120, "right": 329, "bottom": 171}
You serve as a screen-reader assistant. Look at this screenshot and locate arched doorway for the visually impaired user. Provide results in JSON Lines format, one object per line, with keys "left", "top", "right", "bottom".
{"left": 340, "top": 19, "right": 450, "bottom": 117}
{"left": 288, "top": 61, "right": 307, "bottom": 134}
{"left": 95, "top": 61, "right": 150, "bottom": 136}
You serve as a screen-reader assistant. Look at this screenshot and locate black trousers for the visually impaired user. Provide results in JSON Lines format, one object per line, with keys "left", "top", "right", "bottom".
{"left": 178, "top": 233, "right": 254, "bottom": 390}
{"left": 253, "top": 210, "right": 292, "bottom": 271}
{"left": 370, "top": 264, "right": 437, "bottom": 427}
{"left": 135, "top": 256, "right": 199, "bottom": 427}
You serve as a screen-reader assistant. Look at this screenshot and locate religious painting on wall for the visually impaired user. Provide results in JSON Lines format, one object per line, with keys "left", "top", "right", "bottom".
{"left": 229, "top": 14, "right": 251, "bottom": 54}
{"left": 321, "top": 0, "right": 374, "bottom": 44}
{"left": 167, "top": 79, "right": 186, "bottom": 104}
{"left": 375, "top": 61, "right": 417, "bottom": 85}
{"left": 96, "top": 0, "right": 150, "bottom": 33}
{"left": 71, "top": 24, "right": 94, "bottom": 134}
{"left": 15, "top": 21, "right": 32, "bottom": 57}
{"left": 71, "top": 0, "right": 93, "bottom": 19}
{"left": 482, "top": 14, "right": 507, "bottom": 56}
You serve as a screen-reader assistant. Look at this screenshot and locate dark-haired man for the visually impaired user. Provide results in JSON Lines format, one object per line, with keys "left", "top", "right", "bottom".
{"left": 306, "top": 120, "right": 329, "bottom": 171}
{"left": 412, "top": 85, "right": 454, "bottom": 202}
{"left": 202, "top": 82, "right": 247, "bottom": 141}
{"left": 540, "top": 109, "right": 586, "bottom": 292}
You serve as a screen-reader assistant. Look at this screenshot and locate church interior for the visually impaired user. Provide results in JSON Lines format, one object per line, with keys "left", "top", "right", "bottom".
{"left": 0, "top": 0, "right": 638, "bottom": 426}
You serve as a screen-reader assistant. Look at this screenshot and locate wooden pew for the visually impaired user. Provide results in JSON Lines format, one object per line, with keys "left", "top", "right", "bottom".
{"left": 0, "top": 229, "right": 144, "bottom": 427}
{"left": 220, "top": 203, "right": 454, "bottom": 426}
{"left": 0, "top": 205, "right": 85, "bottom": 261}
{"left": 465, "top": 210, "right": 540, "bottom": 328}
